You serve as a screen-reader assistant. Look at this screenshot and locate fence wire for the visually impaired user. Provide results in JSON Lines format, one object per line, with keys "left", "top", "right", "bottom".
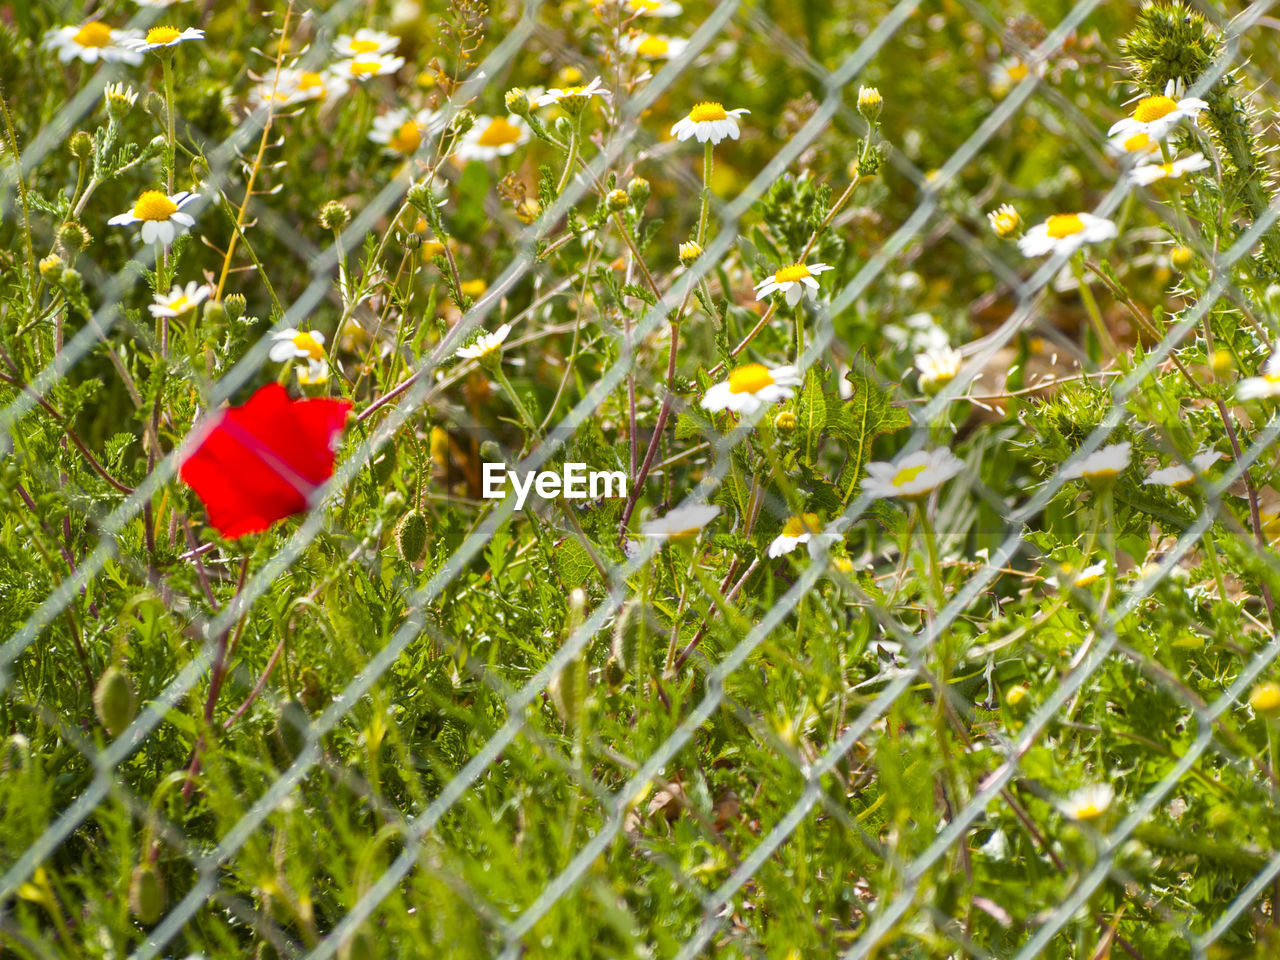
{"left": 3, "top": 0, "right": 1280, "bottom": 957}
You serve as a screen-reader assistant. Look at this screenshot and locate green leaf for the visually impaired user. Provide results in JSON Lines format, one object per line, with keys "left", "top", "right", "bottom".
{"left": 832, "top": 350, "right": 911, "bottom": 504}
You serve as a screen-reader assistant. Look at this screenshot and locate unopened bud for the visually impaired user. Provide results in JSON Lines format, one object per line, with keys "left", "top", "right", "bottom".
{"left": 129, "top": 865, "right": 166, "bottom": 926}
{"left": 774, "top": 410, "right": 796, "bottom": 434}
{"left": 678, "top": 240, "right": 702, "bottom": 267}
{"left": 450, "top": 109, "right": 475, "bottom": 137}
{"left": 504, "top": 87, "right": 530, "bottom": 115}
{"left": 223, "top": 293, "right": 246, "bottom": 321}
{"left": 318, "top": 200, "right": 351, "bottom": 231}
{"left": 1170, "top": 244, "right": 1194, "bottom": 270}
{"left": 1210, "top": 348, "right": 1233, "bottom": 378}
{"left": 57, "top": 221, "right": 91, "bottom": 253}
{"left": 856, "top": 86, "right": 882, "bottom": 120}
{"left": 69, "top": 131, "right": 93, "bottom": 161}
{"left": 203, "top": 300, "right": 226, "bottom": 324}
{"left": 39, "top": 254, "right": 63, "bottom": 280}
{"left": 606, "top": 188, "right": 629, "bottom": 213}
{"left": 627, "top": 176, "right": 650, "bottom": 208}
{"left": 94, "top": 666, "right": 137, "bottom": 738}
{"left": 395, "top": 509, "right": 429, "bottom": 563}
{"left": 1250, "top": 681, "right": 1280, "bottom": 717}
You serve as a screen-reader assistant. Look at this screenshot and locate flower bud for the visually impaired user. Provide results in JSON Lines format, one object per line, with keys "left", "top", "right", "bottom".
{"left": 987, "top": 203, "right": 1021, "bottom": 239}
{"left": 318, "top": 200, "right": 351, "bottom": 231}
{"left": 69, "top": 131, "right": 93, "bottom": 161}
{"left": 627, "top": 176, "right": 650, "bottom": 208}
{"left": 60, "top": 267, "right": 82, "bottom": 291}
{"left": 1170, "top": 244, "right": 1194, "bottom": 270}
{"left": 223, "top": 293, "right": 247, "bottom": 322}
{"left": 395, "top": 509, "right": 429, "bottom": 563}
{"left": 407, "top": 180, "right": 436, "bottom": 215}
{"left": 129, "top": 865, "right": 166, "bottom": 926}
{"left": 773, "top": 410, "right": 796, "bottom": 434}
{"left": 1210, "top": 348, "right": 1233, "bottom": 379}
{"left": 450, "top": 109, "right": 475, "bottom": 137}
{"left": 203, "top": 300, "right": 227, "bottom": 325}
{"left": 504, "top": 87, "right": 530, "bottom": 116}
{"left": 478, "top": 439, "right": 503, "bottom": 464}
{"left": 606, "top": 188, "right": 629, "bottom": 213}
{"left": 514, "top": 197, "right": 541, "bottom": 224}
{"left": 1251, "top": 681, "right": 1280, "bottom": 718}
{"left": 39, "top": 254, "right": 63, "bottom": 280}
{"left": 856, "top": 86, "right": 882, "bottom": 120}
{"left": 57, "top": 221, "right": 91, "bottom": 254}
{"left": 144, "top": 92, "right": 166, "bottom": 119}
{"left": 678, "top": 240, "right": 702, "bottom": 267}
{"left": 94, "top": 666, "right": 137, "bottom": 738}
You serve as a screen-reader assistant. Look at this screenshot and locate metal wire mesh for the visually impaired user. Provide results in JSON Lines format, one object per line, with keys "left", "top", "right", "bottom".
{"left": 3, "top": 0, "right": 1280, "bottom": 957}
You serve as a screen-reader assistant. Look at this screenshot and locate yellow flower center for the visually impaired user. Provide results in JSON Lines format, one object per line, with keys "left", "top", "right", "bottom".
{"left": 629, "top": 0, "right": 662, "bottom": 10}
{"left": 1084, "top": 467, "right": 1119, "bottom": 479}
{"left": 1045, "top": 213, "right": 1084, "bottom": 238}
{"left": 349, "top": 38, "right": 381, "bottom": 53}
{"left": 350, "top": 60, "right": 382, "bottom": 77}
{"left": 689, "top": 101, "right": 728, "bottom": 123}
{"left": 132, "top": 191, "right": 178, "bottom": 221}
{"left": 476, "top": 117, "right": 522, "bottom": 147}
{"left": 893, "top": 464, "right": 927, "bottom": 487}
{"left": 1074, "top": 571, "right": 1101, "bottom": 586}
{"left": 1157, "top": 162, "right": 1175, "bottom": 177}
{"left": 145, "top": 26, "right": 181, "bottom": 45}
{"left": 1132, "top": 95, "right": 1177, "bottom": 123}
{"left": 781, "top": 513, "right": 821, "bottom": 537}
{"left": 460, "top": 279, "right": 488, "bottom": 297}
{"left": 292, "top": 332, "right": 326, "bottom": 360}
{"left": 389, "top": 120, "right": 423, "bottom": 153}
{"left": 1073, "top": 802, "right": 1105, "bottom": 821}
{"left": 727, "top": 363, "right": 775, "bottom": 395}
{"left": 1251, "top": 683, "right": 1280, "bottom": 713}
{"left": 1006, "top": 61, "right": 1029, "bottom": 82}
{"left": 636, "top": 36, "right": 669, "bottom": 57}
{"left": 1122, "top": 132, "right": 1153, "bottom": 152}
{"left": 168, "top": 296, "right": 191, "bottom": 313}
{"left": 774, "top": 263, "right": 812, "bottom": 284}
{"left": 74, "top": 22, "right": 114, "bottom": 48}
{"left": 298, "top": 72, "right": 325, "bottom": 91}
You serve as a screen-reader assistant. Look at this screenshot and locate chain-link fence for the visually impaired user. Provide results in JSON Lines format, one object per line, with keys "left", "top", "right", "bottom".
{"left": 3, "top": 0, "right": 1280, "bottom": 956}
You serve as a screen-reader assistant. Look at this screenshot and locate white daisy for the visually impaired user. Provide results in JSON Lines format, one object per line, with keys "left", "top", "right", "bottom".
{"left": 701, "top": 363, "right": 802, "bottom": 416}
{"left": 296, "top": 358, "right": 330, "bottom": 385}
{"left": 753, "top": 262, "right": 834, "bottom": 307}
{"left": 43, "top": 23, "right": 143, "bottom": 65}
{"left": 269, "top": 328, "right": 328, "bottom": 364}
{"left": 124, "top": 25, "right": 205, "bottom": 53}
{"left": 1060, "top": 441, "right": 1131, "bottom": 482}
{"left": 622, "top": 33, "right": 689, "bottom": 60}
{"left": 989, "top": 57, "right": 1033, "bottom": 97}
{"left": 107, "top": 190, "right": 199, "bottom": 246}
{"left": 767, "top": 513, "right": 840, "bottom": 558}
{"left": 1144, "top": 450, "right": 1223, "bottom": 489}
{"left": 862, "top": 448, "right": 964, "bottom": 500}
{"left": 251, "top": 67, "right": 349, "bottom": 109}
{"left": 1059, "top": 783, "right": 1114, "bottom": 822}
{"left": 532, "top": 76, "right": 611, "bottom": 108}
{"left": 1108, "top": 79, "right": 1207, "bottom": 142}
{"left": 1017, "top": 212, "right": 1117, "bottom": 258}
{"left": 330, "top": 54, "right": 405, "bottom": 82}
{"left": 333, "top": 29, "right": 400, "bottom": 58}
{"left": 148, "top": 281, "right": 210, "bottom": 318}
{"left": 456, "top": 324, "right": 511, "bottom": 362}
{"left": 1128, "top": 152, "right": 1211, "bottom": 186}
{"left": 670, "top": 101, "right": 749, "bottom": 144}
{"left": 591, "top": 0, "right": 684, "bottom": 16}
{"left": 369, "top": 108, "right": 439, "bottom": 155}
{"left": 1046, "top": 560, "right": 1108, "bottom": 589}
{"left": 639, "top": 504, "right": 720, "bottom": 540}
{"left": 455, "top": 114, "right": 529, "bottom": 162}
{"left": 914, "top": 346, "right": 963, "bottom": 392}
{"left": 1106, "top": 129, "right": 1160, "bottom": 159}
{"left": 1239, "top": 347, "right": 1280, "bottom": 400}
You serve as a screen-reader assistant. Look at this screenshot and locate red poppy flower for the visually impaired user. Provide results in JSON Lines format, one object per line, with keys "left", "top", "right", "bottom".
{"left": 179, "top": 383, "right": 353, "bottom": 539}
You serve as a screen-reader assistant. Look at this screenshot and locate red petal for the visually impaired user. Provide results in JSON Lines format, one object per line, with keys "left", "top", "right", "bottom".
{"left": 179, "top": 384, "right": 353, "bottom": 539}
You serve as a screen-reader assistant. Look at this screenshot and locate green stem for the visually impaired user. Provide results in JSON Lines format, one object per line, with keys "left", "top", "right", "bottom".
{"left": 697, "top": 139, "right": 713, "bottom": 245}
{"left": 162, "top": 56, "right": 176, "bottom": 195}
{"left": 555, "top": 122, "right": 580, "bottom": 196}
{"left": 493, "top": 364, "right": 539, "bottom": 446}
